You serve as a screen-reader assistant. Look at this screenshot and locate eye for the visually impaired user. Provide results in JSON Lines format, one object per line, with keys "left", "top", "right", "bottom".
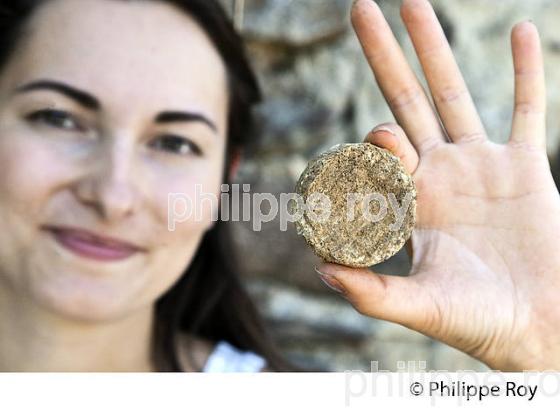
{"left": 149, "top": 134, "right": 202, "bottom": 157}
{"left": 26, "top": 108, "right": 84, "bottom": 132}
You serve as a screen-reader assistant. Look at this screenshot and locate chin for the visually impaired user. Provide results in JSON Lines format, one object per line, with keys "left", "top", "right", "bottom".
{"left": 29, "top": 272, "right": 147, "bottom": 323}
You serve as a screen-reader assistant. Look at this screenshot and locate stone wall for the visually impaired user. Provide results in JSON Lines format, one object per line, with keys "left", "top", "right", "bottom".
{"left": 218, "top": 0, "right": 560, "bottom": 371}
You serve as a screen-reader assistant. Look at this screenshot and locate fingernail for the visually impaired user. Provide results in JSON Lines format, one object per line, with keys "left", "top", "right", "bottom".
{"left": 372, "top": 125, "right": 396, "bottom": 136}
{"left": 314, "top": 266, "right": 346, "bottom": 294}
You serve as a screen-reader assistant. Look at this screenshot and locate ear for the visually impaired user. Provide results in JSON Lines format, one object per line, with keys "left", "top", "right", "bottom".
{"left": 229, "top": 148, "right": 243, "bottom": 181}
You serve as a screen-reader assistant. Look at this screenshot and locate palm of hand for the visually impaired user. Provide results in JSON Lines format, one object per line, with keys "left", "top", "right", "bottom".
{"left": 410, "top": 141, "right": 560, "bottom": 368}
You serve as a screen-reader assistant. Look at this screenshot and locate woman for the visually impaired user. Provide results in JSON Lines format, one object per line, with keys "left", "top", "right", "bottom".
{"left": 0, "top": 0, "right": 293, "bottom": 372}
{"left": 0, "top": 0, "right": 558, "bottom": 372}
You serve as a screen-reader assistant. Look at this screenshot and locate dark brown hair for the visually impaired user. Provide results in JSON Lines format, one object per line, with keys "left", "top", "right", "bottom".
{"left": 0, "top": 0, "right": 299, "bottom": 371}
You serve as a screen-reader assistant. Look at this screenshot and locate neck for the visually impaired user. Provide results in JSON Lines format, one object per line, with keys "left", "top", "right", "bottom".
{"left": 0, "top": 283, "right": 156, "bottom": 372}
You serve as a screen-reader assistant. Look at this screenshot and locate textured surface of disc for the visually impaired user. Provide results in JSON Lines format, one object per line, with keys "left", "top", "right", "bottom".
{"left": 293, "top": 143, "right": 416, "bottom": 267}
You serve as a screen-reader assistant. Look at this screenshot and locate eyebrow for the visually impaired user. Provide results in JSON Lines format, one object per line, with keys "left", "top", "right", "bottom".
{"left": 15, "top": 80, "right": 100, "bottom": 111}
{"left": 14, "top": 79, "right": 218, "bottom": 133}
{"left": 155, "top": 111, "right": 217, "bottom": 132}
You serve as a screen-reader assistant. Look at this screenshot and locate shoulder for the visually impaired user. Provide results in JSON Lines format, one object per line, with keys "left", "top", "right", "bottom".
{"left": 177, "top": 333, "right": 217, "bottom": 372}
{"left": 178, "top": 333, "right": 268, "bottom": 372}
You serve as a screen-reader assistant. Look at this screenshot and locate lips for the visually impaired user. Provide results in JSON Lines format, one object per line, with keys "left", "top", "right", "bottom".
{"left": 45, "top": 226, "right": 145, "bottom": 262}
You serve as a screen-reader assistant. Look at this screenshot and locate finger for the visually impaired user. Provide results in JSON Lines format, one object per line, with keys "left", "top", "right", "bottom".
{"left": 315, "top": 263, "right": 435, "bottom": 333}
{"left": 400, "top": 0, "right": 486, "bottom": 143}
{"left": 364, "top": 123, "right": 419, "bottom": 174}
{"left": 351, "top": 0, "right": 446, "bottom": 154}
{"left": 509, "top": 21, "right": 546, "bottom": 150}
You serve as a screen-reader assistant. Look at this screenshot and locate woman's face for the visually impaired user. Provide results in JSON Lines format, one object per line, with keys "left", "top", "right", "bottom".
{"left": 0, "top": 0, "right": 228, "bottom": 321}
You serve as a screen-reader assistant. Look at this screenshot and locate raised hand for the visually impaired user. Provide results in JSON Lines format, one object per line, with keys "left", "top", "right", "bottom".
{"left": 315, "top": 0, "right": 560, "bottom": 371}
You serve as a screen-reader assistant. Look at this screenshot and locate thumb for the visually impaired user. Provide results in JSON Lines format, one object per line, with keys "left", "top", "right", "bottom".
{"left": 315, "top": 262, "right": 436, "bottom": 333}
{"left": 364, "top": 123, "right": 419, "bottom": 175}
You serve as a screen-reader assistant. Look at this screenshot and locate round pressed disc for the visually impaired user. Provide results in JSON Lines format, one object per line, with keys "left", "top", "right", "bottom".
{"left": 293, "top": 143, "right": 416, "bottom": 267}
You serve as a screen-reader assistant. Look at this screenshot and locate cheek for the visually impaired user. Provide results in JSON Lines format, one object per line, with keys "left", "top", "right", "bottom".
{"left": 137, "top": 160, "right": 225, "bottom": 303}
{"left": 154, "top": 170, "right": 223, "bottom": 236}
{"left": 0, "top": 132, "right": 74, "bottom": 224}
{"left": 147, "top": 150, "right": 226, "bottom": 235}
{"left": 0, "top": 131, "right": 78, "bottom": 296}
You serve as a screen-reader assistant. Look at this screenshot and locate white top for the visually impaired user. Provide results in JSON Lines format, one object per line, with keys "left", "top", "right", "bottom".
{"left": 202, "top": 340, "right": 267, "bottom": 372}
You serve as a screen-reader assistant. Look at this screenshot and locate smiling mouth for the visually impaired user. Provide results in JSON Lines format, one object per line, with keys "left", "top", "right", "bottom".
{"left": 44, "top": 226, "right": 145, "bottom": 262}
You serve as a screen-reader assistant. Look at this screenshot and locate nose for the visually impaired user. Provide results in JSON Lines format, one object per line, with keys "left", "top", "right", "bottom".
{"left": 73, "top": 138, "right": 140, "bottom": 222}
